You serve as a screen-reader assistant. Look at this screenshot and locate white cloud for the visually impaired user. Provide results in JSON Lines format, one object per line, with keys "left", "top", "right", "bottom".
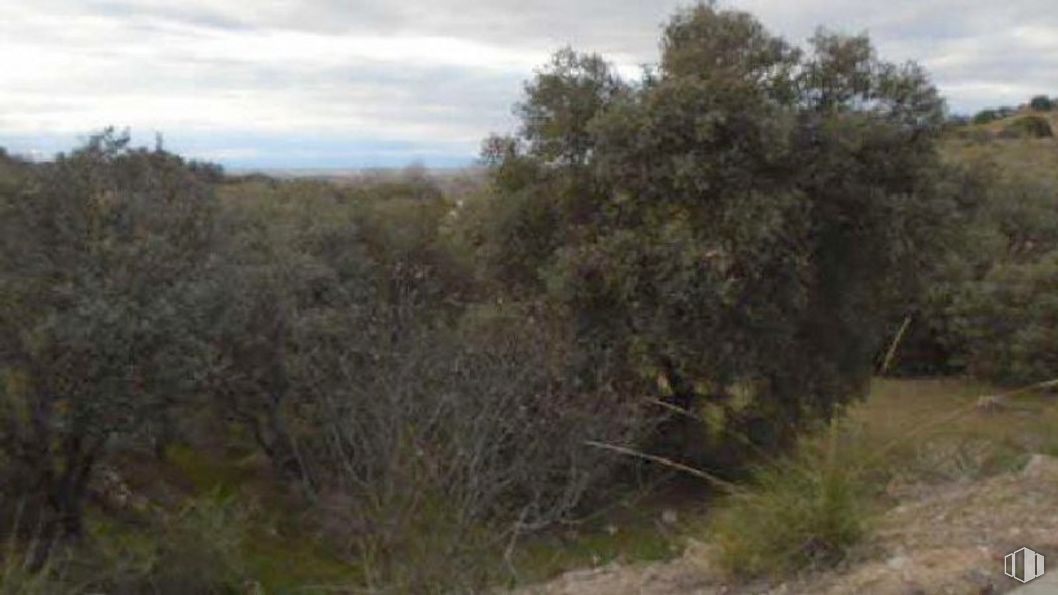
{"left": 0, "top": 0, "right": 1056, "bottom": 166}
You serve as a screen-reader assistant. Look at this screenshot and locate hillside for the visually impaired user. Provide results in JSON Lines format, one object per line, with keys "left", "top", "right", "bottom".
{"left": 942, "top": 109, "right": 1058, "bottom": 185}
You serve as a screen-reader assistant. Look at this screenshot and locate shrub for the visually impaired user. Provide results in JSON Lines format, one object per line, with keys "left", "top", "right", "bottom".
{"left": 1001, "top": 115, "right": 1054, "bottom": 139}
{"left": 891, "top": 171, "right": 1058, "bottom": 380}
{"left": 948, "top": 252, "right": 1058, "bottom": 385}
{"left": 973, "top": 109, "right": 1000, "bottom": 125}
{"left": 300, "top": 312, "right": 654, "bottom": 591}
{"left": 0, "top": 515, "right": 68, "bottom": 595}
{"left": 69, "top": 493, "right": 251, "bottom": 594}
{"left": 1030, "top": 95, "right": 1054, "bottom": 112}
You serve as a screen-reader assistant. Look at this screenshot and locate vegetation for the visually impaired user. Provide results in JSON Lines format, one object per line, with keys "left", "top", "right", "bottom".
{"left": 711, "top": 377, "right": 1058, "bottom": 580}
{"left": 477, "top": 6, "right": 950, "bottom": 467}
{"left": 1029, "top": 95, "right": 1054, "bottom": 112}
{"left": 710, "top": 434, "right": 869, "bottom": 578}
{"left": 0, "top": 2, "right": 1055, "bottom": 593}
{"left": 1000, "top": 114, "right": 1053, "bottom": 139}
{"left": 0, "top": 131, "right": 219, "bottom": 564}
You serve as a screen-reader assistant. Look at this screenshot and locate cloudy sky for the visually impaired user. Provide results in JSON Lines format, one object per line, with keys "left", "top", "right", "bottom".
{"left": 1, "top": 1, "right": 1055, "bottom": 169}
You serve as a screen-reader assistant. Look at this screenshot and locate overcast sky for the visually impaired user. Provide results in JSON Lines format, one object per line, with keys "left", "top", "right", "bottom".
{"left": 1, "top": 1, "right": 1055, "bottom": 169}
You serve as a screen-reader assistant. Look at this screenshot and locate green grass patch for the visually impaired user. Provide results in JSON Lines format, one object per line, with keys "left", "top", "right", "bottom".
{"left": 509, "top": 496, "right": 698, "bottom": 587}
{"left": 709, "top": 427, "right": 870, "bottom": 579}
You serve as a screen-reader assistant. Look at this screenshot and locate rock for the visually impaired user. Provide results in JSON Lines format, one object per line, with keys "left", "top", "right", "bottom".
{"left": 661, "top": 509, "right": 679, "bottom": 525}
{"left": 1022, "top": 454, "right": 1058, "bottom": 481}
{"left": 976, "top": 395, "right": 1008, "bottom": 412}
{"left": 887, "top": 555, "right": 911, "bottom": 570}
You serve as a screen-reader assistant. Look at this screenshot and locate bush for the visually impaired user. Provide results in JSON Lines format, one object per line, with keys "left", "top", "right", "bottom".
{"left": 1001, "top": 115, "right": 1054, "bottom": 139}
{"left": 973, "top": 109, "right": 1000, "bottom": 125}
{"left": 69, "top": 493, "right": 251, "bottom": 594}
{"left": 296, "top": 312, "right": 655, "bottom": 591}
{"left": 1, "top": 524, "right": 68, "bottom": 595}
{"left": 892, "top": 170, "right": 1058, "bottom": 381}
{"left": 0, "top": 493, "right": 251, "bottom": 594}
{"left": 948, "top": 252, "right": 1058, "bottom": 385}
{"left": 1030, "top": 95, "right": 1054, "bottom": 112}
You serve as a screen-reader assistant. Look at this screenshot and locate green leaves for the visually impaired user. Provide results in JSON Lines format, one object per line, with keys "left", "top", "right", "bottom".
{"left": 0, "top": 130, "right": 221, "bottom": 536}
{"left": 477, "top": 3, "right": 951, "bottom": 460}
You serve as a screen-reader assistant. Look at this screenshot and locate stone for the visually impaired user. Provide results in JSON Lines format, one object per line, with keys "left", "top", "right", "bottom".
{"left": 887, "top": 555, "right": 911, "bottom": 570}
{"left": 1022, "top": 454, "right": 1058, "bottom": 481}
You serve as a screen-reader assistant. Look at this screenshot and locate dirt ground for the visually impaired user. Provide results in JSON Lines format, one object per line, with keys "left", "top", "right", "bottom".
{"left": 512, "top": 454, "right": 1058, "bottom": 595}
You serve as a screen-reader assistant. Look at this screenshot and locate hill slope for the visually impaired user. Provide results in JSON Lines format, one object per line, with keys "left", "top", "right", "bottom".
{"left": 943, "top": 110, "right": 1058, "bottom": 185}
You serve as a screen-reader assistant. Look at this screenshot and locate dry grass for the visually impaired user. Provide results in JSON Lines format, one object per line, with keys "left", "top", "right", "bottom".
{"left": 849, "top": 378, "right": 1058, "bottom": 484}
{"left": 943, "top": 109, "right": 1058, "bottom": 185}
{"left": 707, "top": 377, "right": 1058, "bottom": 580}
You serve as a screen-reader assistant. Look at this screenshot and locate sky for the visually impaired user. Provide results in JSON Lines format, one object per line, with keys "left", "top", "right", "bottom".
{"left": 1, "top": 0, "right": 1056, "bottom": 169}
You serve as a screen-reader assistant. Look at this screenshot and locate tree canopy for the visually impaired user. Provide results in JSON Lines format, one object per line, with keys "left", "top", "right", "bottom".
{"left": 475, "top": 3, "right": 951, "bottom": 458}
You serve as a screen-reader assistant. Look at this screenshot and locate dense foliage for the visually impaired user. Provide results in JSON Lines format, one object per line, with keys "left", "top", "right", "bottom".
{"left": 0, "top": 131, "right": 218, "bottom": 560}
{"left": 0, "top": 3, "right": 1053, "bottom": 592}
{"left": 893, "top": 172, "right": 1058, "bottom": 384}
{"left": 475, "top": 5, "right": 951, "bottom": 461}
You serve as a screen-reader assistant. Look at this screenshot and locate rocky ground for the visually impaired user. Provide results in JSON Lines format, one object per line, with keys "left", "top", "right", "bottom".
{"left": 512, "top": 454, "right": 1058, "bottom": 595}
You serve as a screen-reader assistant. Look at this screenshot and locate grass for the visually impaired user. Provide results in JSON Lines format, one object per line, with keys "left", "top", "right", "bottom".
{"left": 851, "top": 377, "right": 1058, "bottom": 483}
{"left": 943, "top": 109, "right": 1058, "bottom": 186}
{"left": 709, "top": 425, "right": 870, "bottom": 579}
{"left": 508, "top": 490, "right": 708, "bottom": 587}
{"left": 707, "top": 376, "right": 1058, "bottom": 580}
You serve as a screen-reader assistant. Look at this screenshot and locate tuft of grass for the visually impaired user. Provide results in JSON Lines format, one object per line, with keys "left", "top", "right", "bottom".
{"left": 708, "top": 377, "right": 1058, "bottom": 581}
{"left": 709, "top": 426, "right": 868, "bottom": 579}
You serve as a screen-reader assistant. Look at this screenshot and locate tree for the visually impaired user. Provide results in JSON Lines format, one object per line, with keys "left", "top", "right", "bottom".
{"left": 1029, "top": 95, "right": 1054, "bottom": 111}
{"left": 478, "top": 3, "right": 951, "bottom": 463}
{"left": 516, "top": 47, "right": 628, "bottom": 167}
{"left": 0, "top": 130, "right": 218, "bottom": 555}
{"left": 973, "top": 109, "right": 1000, "bottom": 125}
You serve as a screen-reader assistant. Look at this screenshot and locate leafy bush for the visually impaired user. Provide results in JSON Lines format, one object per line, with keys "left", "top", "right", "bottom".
{"left": 68, "top": 493, "right": 251, "bottom": 594}
{"left": 948, "top": 252, "right": 1058, "bottom": 384}
{"left": 1001, "top": 115, "right": 1053, "bottom": 139}
{"left": 892, "top": 173, "right": 1058, "bottom": 383}
{"left": 1030, "top": 95, "right": 1054, "bottom": 112}
{"left": 973, "top": 109, "right": 1000, "bottom": 125}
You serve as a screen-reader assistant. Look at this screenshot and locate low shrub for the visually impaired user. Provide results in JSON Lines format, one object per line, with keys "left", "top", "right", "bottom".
{"left": 0, "top": 540, "right": 66, "bottom": 595}
{"left": 972, "top": 109, "right": 1000, "bottom": 125}
{"left": 68, "top": 493, "right": 252, "bottom": 594}
{"left": 1030, "top": 95, "right": 1054, "bottom": 112}
{"left": 1000, "top": 115, "right": 1054, "bottom": 139}
{"left": 709, "top": 429, "right": 870, "bottom": 579}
